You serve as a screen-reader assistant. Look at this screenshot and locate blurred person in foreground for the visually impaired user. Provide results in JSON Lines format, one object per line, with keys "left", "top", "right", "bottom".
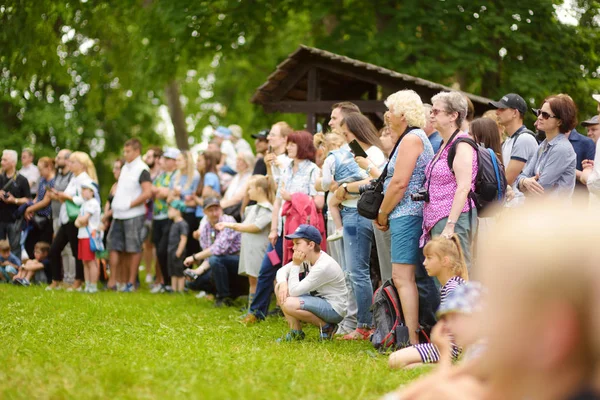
{"left": 384, "top": 196, "right": 600, "bottom": 400}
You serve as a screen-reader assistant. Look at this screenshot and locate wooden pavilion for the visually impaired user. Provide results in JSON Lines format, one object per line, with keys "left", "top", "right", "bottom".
{"left": 251, "top": 45, "right": 493, "bottom": 132}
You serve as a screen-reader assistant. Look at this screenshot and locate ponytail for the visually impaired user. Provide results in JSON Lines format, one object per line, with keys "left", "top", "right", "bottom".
{"left": 448, "top": 234, "right": 469, "bottom": 281}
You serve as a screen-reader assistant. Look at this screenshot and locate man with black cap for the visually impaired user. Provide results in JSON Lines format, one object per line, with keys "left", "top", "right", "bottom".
{"left": 582, "top": 115, "right": 600, "bottom": 143}
{"left": 274, "top": 224, "right": 347, "bottom": 342}
{"left": 251, "top": 129, "right": 269, "bottom": 176}
{"left": 183, "top": 197, "right": 245, "bottom": 307}
{"left": 489, "top": 93, "right": 539, "bottom": 190}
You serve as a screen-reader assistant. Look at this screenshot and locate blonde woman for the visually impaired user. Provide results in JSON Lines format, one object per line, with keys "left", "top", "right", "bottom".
{"left": 168, "top": 151, "right": 200, "bottom": 256}
{"left": 47, "top": 151, "right": 98, "bottom": 290}
{"left": 375, "top": 89, "right": 435, "bottom": 345}
{"left": 220, "top": 151, "right": 255, "bottom": 221}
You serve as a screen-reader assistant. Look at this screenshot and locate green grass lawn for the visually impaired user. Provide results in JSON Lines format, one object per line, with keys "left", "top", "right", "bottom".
{"left": 0, "top": 284, "right": 424, "bottom": 399}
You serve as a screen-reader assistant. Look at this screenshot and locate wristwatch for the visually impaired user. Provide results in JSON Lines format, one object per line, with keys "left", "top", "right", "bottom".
{"left": 342, "top": 183, "right": 348, "bottom": 193}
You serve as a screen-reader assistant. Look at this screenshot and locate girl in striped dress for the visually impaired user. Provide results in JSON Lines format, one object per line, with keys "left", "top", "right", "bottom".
{"left": 388, "top": 234, "right": 469, "bottom": 369}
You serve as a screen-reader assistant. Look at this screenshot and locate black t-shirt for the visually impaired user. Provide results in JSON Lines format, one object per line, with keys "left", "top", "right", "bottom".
{"left": 252, "top": 157, "right": 267, "bottom": 176}
{"left": 168, "top": 219, "right": 189, "bottom": 256}
{"left": 0, "top": 173, "right": 31, "bottom": 222}
{"left": 139, "top": 169, "right": 152, "bottom": 184}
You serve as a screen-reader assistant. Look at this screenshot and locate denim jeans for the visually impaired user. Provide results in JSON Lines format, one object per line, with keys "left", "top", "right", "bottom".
{"left": 0, "top": 220, "right": 22, "bottom": 259}
{"left": 209, "top": 254, "right": 240, "bottom": 299}
{"left": 249, "top": 236, "right": 283, "bottom": 319}
{"left": 340, "top": 206, "right": 374, "bottom": 328}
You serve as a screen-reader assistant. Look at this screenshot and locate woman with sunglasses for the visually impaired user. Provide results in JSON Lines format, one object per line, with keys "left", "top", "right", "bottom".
{"left": 420, "top": 91, "right": 478, "bottom": 270}
{"left": 516, "top": 94, "right": 577, "bottom": 198}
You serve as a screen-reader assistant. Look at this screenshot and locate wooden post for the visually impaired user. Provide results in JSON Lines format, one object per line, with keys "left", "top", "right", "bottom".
{"left": 306, "top": 68, "right": 318, "bottom": 133}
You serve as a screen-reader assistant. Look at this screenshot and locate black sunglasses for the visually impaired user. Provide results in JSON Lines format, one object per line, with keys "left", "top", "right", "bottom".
{"left": 533, "top": 109, "right": 559, "bottom": 120}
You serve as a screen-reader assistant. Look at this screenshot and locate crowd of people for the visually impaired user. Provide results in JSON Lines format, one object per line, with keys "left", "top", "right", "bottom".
{"left": 1, "top": 90, "right": 600, "bottom": 398}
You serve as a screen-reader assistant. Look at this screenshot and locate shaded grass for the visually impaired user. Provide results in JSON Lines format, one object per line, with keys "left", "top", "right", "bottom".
{"left": 0, "top": 285, "right": 423, "bottom": 399}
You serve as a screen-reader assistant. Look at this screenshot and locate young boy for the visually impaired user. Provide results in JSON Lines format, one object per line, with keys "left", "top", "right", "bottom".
{"left": 0, "top": 240, "right": 21, "bottom": 283}
{"left": 75, "top": 181, "right": 101, "bottom": 293}
{"left": 167, "top": 200, "right": 188, "bottom": 293}
{"left": 13, "top": 242, "right": 51, "bottom": 286}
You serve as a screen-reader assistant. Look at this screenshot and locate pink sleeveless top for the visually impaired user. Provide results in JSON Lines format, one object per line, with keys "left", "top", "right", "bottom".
{"left": 420, "top": 133, "right": 478, "bottom": 246}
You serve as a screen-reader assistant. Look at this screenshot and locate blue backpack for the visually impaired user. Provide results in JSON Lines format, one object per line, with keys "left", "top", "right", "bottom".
{"left": 448, "top": 137, "right": 507, "bottom": 216}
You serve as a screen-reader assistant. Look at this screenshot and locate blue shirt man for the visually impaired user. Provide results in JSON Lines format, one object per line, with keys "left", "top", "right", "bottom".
{"left": 566, "top": 128, "right": 596, "bottom": 188}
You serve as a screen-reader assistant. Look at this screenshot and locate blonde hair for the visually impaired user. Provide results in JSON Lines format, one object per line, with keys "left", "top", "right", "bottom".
{"left": 237, "top": 151, "right": 256, "bottom": 172}
{"left": 248, "top": 174, "right": 274, "bottom": 204}
{"left": 70, "top": 151, "right": 98, "bottom": 183}
{"left": 423, "top": 234, "right": 469, "bottom": 281}
{"left": 313, "top": 131, "right": 346, "bottom": 154}
{"left": 174, "top": 151, "right": 196, "bottom": 190}
{"left": 384, "top": 90, "right": 426, "bottom": 129}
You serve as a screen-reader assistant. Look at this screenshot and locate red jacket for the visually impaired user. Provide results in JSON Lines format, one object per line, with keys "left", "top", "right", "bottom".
{"left": 281, "top": 193, "right": 326, "bottom": 264}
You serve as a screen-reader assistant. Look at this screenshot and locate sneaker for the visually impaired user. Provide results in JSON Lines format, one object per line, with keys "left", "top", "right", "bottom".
{"left": 14, "top": 278, "right": 29, "bottom": 286}
{"left": 335, "top": 324, "right": 356, "bottom": 336}
{"left": 116, "top": 283, "right": 125, "bottom": 292}
{"left": 240, "top": 313, "right": 259, "bottom": 325}
{"left": 121, "top": 283, "right": 135, "bottom": 293}
{"left": 150, "top": 284, "right": 164, "bottom": 294}
{"left": 164, "top": 285, "right": 173, "bottom": 293}
{"left": 319, "top": 323, "right": 338, "bottom": 341}
{"left": 145, "top": 274, "right": 153, "bottom": 284}
{"left": 326, "top": 228, "right": 344, "bottom": 242}
{"left": 276, "top": 329, "right": 306, "bottom": 343}
{"left": 195, "top": 291, "right": 207, "bottom": 299}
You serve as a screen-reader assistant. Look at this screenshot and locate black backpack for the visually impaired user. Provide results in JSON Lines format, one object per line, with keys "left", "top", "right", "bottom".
{"left": 448, "top": 137, "right": 507, "bottom": 216}
{"left": 371, "top": 280, "right": 431, "bottom": 352}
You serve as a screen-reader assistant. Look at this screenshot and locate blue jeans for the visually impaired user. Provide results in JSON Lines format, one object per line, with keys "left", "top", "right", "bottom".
{"left": 341, "top": 206, "right": 374, "bottom": 328}
{"left": 298, "top": 295, "right": 343, "bottom": 324}
{"left": 209, "top": 254, "right": 240, "bottom": 299}
{"left": 249, "top": 236, "right": 283, "bottom": 319}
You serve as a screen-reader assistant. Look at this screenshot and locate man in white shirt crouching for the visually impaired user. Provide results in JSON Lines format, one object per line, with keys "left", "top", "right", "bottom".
{"left": 275, "top": 224, "right": 347, "bottom": 342}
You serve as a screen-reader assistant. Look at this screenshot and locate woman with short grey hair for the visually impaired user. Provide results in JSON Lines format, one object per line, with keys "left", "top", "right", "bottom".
{"left": 420, "top": 91, "right": 478, "bottom": 268}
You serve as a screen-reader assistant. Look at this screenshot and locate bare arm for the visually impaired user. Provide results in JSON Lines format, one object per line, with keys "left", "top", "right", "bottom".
{"left": 130, "top": 181, "right": 152, "bottom": 208}
{"left": 505, "top": 159, "right": 526, "bottom": 185}
{"left": 219, "top": 221, "right": 262, "bottom": 234}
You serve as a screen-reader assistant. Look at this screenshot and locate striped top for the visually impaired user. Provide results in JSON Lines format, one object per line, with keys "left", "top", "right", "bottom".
{"left": 413, "top": 275, "right": 466, "bottom": 364}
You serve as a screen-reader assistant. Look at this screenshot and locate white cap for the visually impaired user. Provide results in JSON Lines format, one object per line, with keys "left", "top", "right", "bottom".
{"left": 228, "top": 124, "right": 243, "bottom": 138}
{"left": 593, "top": 94, "right": 600, "bottom": 103}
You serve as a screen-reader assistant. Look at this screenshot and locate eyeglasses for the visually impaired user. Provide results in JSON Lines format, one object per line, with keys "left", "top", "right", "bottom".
{"left": 537, "top": 110, "right": 559, "bottom": 120}
{"left": 430, "top": 108, "right": 449, "bottom": 116}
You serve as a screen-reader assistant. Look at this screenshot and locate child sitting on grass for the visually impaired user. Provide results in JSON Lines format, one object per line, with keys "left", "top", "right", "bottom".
{"left": 74, "top": 181, "right": 101, "bottom": 293}
{"left": 168, "top": 200, "right": 188, "bottom": 293}
{"left": 314, "top": 131, "right": 367, "bottom": 242}
{"left": 13, "top": 242, "right": 51, "bottom": 286}
{"left": 0, "top": 240, "right": 21, "bottom": 283}
{"left": 388, "top": 234, "right": 469, "bottom": 369}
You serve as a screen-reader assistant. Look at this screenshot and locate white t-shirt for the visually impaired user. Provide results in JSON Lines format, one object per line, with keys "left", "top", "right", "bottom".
{"left": 271, "top": 153, "right": 292, "bottom": 187}
{"left": 59, "top": 172, "right": 94, "bottom": 225}
{"left": 587, "top": 139, "right": 600, "bottom": 205}
{"left": 220, "top": 140, "right": 238, "bottom": 171}
{"left": 77, "top": 198, "right": 101, "bottom": 239}
{"left": 19, "top": 164, "right": 41, "bottom": 193}
{"left": 276, "top": 251, "right": 348, "bottom": 318}
{"left": 341, "top": 145, "right": 386, "bottom": 208}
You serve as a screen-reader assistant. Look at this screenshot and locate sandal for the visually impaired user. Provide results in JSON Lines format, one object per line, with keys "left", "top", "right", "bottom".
{"left": 339, "top": 328, "right": 373, "bottom": 341}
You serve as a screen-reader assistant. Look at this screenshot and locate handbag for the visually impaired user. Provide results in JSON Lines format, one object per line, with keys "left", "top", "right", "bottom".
{"left": 357, "top": 127, "right": 415, "bottom": 220}
{"left": 33, "top": 214, "right": 50, "bottom": 231}
{"left": 66, "top": 200, "right": 80, "bottom": 222}
{"left": 87, "top": 227, "right": 105, "bottom": 253}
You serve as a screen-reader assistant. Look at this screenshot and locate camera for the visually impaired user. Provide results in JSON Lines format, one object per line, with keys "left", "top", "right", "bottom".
{"left": 359, "top": 179, "right": 377, "bottom": 194}
{"left": 411, "top": 188, "right": 430, "bottom": 202}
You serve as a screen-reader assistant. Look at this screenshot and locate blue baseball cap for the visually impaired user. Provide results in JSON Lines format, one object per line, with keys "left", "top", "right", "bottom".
{"left": 436, "top": 282, "right": 485, "bottom": 318}
{"left": 215, "top": 126, "right": 232, "bottom": 138}
{"left": 284, "top": 224, "right": 322, "bottom": 245}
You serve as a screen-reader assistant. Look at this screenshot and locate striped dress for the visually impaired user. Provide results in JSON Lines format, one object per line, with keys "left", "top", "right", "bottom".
{"left": 414, "top": 276, "right": 466, "bottom": 363}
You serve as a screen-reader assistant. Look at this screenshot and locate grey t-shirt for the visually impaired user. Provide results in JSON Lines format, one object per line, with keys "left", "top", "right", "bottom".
{"left": 168, "top": 219, "right": 189, "bottom": 256}
{"left": 52, "top": 171, "right": 73, "bottom": 219}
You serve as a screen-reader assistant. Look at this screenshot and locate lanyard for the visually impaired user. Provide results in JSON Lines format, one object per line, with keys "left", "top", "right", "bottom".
{"left": 425, "top": 130, "right": 460, "bottom": 192}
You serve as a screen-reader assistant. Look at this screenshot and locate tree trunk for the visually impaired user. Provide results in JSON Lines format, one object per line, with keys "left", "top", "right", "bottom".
{"left": 165, "top": 79, "right": 188, "bottom": 150}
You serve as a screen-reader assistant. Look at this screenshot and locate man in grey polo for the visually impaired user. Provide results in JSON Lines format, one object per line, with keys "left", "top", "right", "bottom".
{"left": 107, "top": 138, "right": 153, "bottom": 292}
{"left": 52, "top": 149, "right": 75, "bottom": 283}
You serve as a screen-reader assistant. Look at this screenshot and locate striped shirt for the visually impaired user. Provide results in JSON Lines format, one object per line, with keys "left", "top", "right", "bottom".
{"left": 414, "top": 276, "right": 466, "bottom": 363}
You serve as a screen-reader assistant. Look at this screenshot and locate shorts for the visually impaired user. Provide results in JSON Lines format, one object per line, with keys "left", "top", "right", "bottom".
{"left": 78, "top": 238, "right": 96, "bottom": 261}
{"left": 107, "top": 215, "right": 146, "bottom": 253}
{"left": 298, "top": 295, "right": 343, "bottom": 324}
{"left": 168, "top": 255, "right": 185, "bottom": 278}
{"left": 390, "top": 215, "right": 423, "bottom": 265}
